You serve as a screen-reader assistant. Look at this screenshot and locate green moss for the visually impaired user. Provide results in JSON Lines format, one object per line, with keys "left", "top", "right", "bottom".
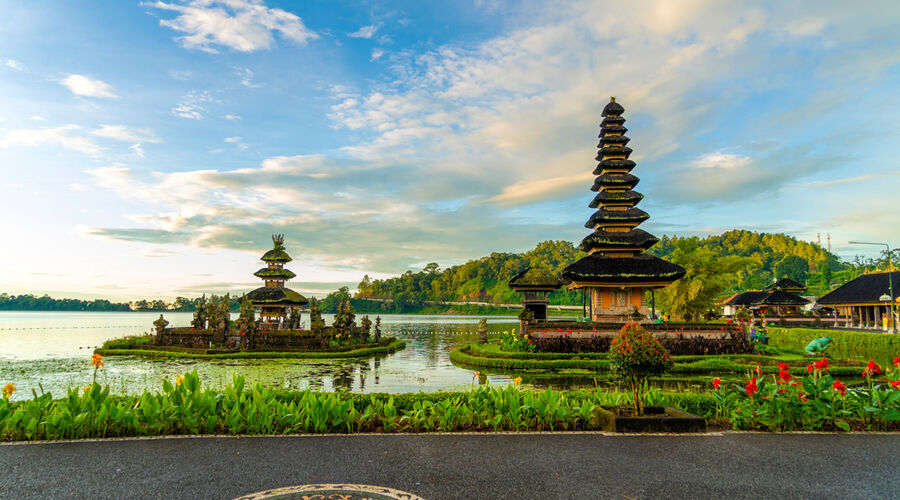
{"left": 96, "top": 340, "right": 406, "bottom": 360}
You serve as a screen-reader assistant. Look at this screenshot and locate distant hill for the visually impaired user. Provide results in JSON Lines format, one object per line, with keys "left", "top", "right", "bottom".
{"left": 355, "top": 230, "right": 860, "bottom": 309}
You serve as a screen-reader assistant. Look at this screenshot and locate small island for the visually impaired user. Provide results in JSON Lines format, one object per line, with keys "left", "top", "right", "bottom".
{"left": 97, "top": 235, "right": 404, "bottom": 359}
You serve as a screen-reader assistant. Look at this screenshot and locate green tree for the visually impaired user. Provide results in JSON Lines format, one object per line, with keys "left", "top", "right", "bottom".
{"left": 774, "top": 255, "right": 809, "bottom": 284}
{"left": 655, "top": 239, "right": 755, "bottom": 320}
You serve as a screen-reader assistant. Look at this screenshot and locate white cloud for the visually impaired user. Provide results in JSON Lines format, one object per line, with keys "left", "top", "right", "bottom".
{"left": 348, "top": 24, "right": 379, "bottom": 39}
{"left": 223, "top": 113, "right": 242, "bottom": 121}
{"left": 144, "top": 0, "right": 318, "bottom": 53}
{"left": 92, "top": 125, "right": 162, "bottom": 144}
{"left": 129, "top": 143, "right": 147, "bottom": 158}
{"left": 692, "top": 152, "right": 753, "bottom": 170}
{"left": 60, "top": 74, "right": 119, "bottom": 98}
{"left": 0, "top": 125, "right": 103, "bottom": 156}
{"left": 234, "top": 66, "right": 260, "bottom": 87}
{"left": 172, "top": 90, "right": 214, "bottom": 119}
{"left": 29, "top": 116, "right": 47, "bottom": 122}
{"left": 3, "top": 59, "right": 24, "bottom": 71}
{"left": 371, "top": 48, "right": 385, "bottom": 61}
{"left": 224, "top": 136, "right": 248, "bottom": 149}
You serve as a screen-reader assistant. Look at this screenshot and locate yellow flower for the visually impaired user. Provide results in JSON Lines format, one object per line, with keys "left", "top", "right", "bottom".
{"left": 91, "top": 353, "right": 103, "bottom": 369}
{"left": 175, "top": 375, "right": 184, "bottom": 386}
{"left": 513, "top": 377, "right": 522, "bottom": 385}
{"left": 2, "top": 383, "right": 14, "bottom": 399}
{"left": 83, "top": 385, "right": 92, "bottom": 394}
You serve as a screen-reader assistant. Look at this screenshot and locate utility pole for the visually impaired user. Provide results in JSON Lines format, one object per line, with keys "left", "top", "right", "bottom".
{"left": 849, "top": 241, "right": 895, "bottom": 334}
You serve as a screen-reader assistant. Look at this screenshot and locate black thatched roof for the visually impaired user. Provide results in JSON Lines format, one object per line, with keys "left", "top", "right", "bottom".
{"left": 596, "top": 146, "right": 633, "bottom": 159}
{"left": 591, "top": 173, "right": 639, "bottom": 191}
{"left": 725, "top": 290, "right": 808, "bottom": 306}
{"left": 561, "top": 253, "right": 686, "bottom": 284}
{"left": 600, "top": 125, "right": 627, "bottom": 135}
{"left": 817, "top": 271, "right": 900, "bottom": 305}
{"left": 261, "top": 247, "right": 292, "bottom": 263}
{"left": 593, "top": 159, "right": 636, "bottom": 175}
{"left": 246, "top": 286, "right": 309, "bottom": 306}
{"left": 600, "top": 116, "right": 625, "bottom": 126}
{"left": 585, "top": 207, "right": 650, "bottom": 228}
{"left": 724, "top": 291, "right": 770, "bottom": 305}
{"left": 508, "top": 267, "right": 563, "bottom": 290}
{"left": 589, "top": 189, "right": 643, "bottom": 208}
{"left": 601, "top": 98, "right": 624, "bottom": 117}
{"left": 766, "top": 277, "right": 807, "bottom": 292}
{"left": 598, "top": 135, "right": 631, "bottom": 146}
{"left": 761, "top": 290, "right": 809, "bottom": 306}
{"left": 579, "top": 228, "right": 658, "bottom": 253}
{"left": 253, "top": 267, "right": 296, "bottom": 280}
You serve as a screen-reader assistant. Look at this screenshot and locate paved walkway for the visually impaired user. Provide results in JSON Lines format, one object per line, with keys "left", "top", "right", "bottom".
{"left": 2, "top": 433, "right": 898, "bottom": 499}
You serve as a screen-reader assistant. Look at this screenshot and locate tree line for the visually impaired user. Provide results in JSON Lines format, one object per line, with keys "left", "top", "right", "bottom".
{"left": 352, "top": 230, "right": 882, "bottom": 318}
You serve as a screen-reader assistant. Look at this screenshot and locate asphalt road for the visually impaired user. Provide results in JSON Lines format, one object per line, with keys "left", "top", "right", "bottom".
{"left": 2, "top": 433, "right": 898, "bottom": 499}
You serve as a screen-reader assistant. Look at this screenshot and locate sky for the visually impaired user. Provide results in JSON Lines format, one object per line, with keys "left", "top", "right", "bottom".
{"left": 1, "top": 0, "right": 899, "bottom": 302}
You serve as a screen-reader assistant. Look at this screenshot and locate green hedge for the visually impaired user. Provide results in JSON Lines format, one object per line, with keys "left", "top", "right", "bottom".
{"left": 451, "top": 344, "right": 864, "bottom": 377}
{"left": 769, "top": 327, "right": 900, "bottom": 352}
{"left": 96, "top": 340, "right": 406, "bottom": 360}
{"left": 469, "top": 343, "right": 608, "bottom": 360}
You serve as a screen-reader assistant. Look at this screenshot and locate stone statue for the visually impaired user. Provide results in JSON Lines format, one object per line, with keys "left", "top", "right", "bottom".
{"left": 309, "top": 298, "right": 325, "bottom": 333}
{"left": 374, "top": 316, "right": 382, "bottom": 342}
{"left": 360, "top": 315, "right": 372, "bottom": 341}
{"left": 236, "top": 296, "right": 257, "bottom": 347}
{"left": 191, "top": 294, "right": 208, "bottom": 329}
{"left": 153, "top": 314, "right": 169, "bottom": 345}
{"left": 805, "top": 337, "right": 833, "bottom": 356}
{"left": 478, "top": 318, "right": 488, "bottom": 344}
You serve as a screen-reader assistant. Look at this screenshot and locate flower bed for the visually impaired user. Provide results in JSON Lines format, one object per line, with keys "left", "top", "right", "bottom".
{"left": 710, "top": 356, "right": 900, "bottom": 431}
{"left": 95, "top": 338, "right": 405, "bottom": 359}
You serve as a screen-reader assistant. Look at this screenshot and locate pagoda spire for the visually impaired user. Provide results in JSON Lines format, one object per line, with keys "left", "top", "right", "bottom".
{"left": 560, "top": 98, "right": 685, "bottom": 321}
{"left": 580, "top": 97, "right": 656, "bottom": 257}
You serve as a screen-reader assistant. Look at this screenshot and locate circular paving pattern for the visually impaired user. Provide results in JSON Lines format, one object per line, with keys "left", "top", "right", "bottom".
{"left": 235, "top": 483, "right": 425, "bottom": 500}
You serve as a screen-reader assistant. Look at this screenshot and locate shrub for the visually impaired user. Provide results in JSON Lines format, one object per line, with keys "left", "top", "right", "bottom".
{"left": 498, "top": 330, "right": 535, "bottom": 352}
{"left": 609, "top": 322, "right": 674, "bottom": 414}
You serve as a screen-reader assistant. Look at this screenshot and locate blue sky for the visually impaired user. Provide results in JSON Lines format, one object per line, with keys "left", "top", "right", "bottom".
{"left": 1, "top": 0, "right": 899, "bottom": 301}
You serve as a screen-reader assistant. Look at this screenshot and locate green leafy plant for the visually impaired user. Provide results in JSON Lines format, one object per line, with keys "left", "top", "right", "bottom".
{"left": 609, "top": 322, "right": 674, "bottom": 414}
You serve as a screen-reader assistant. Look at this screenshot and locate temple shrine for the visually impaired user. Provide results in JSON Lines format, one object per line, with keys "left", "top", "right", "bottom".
{"left": 561, "top": 98, "right": 685, "bottom": 321}
{"left": 246, "top": 234, "right": 309, "bottom": 323}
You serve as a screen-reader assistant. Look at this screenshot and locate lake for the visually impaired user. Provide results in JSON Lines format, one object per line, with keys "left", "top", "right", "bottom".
{"left": 0, "top": 311, "right": 524, "bottom": 400}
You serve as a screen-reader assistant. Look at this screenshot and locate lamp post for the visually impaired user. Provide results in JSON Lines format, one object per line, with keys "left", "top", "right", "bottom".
{"left": 849, "top": 241, "right": 896, "bottom": 334}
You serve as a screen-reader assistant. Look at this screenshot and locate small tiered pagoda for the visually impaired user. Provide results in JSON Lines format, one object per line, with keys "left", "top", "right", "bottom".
{"left": 508, "top": 267, "right": 563, "bottom": 320}
{"left": 561, "top": 98, "right": 685, "bottom": 321}
{"left": 246, "top": 234, "right": 309, "bottom": 323}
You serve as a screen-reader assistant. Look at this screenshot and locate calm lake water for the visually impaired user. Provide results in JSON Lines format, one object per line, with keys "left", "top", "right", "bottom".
{"left": 0, "top": 311, "right": 525, "bottom": 401}
{"left": 2, "top": 312, "right": 895, "bottom": 401}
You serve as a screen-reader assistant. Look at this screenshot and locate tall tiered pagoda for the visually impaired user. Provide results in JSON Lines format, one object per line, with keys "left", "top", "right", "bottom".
{"left": 246, "top": 234, "right": 309, "bottom": 323}
{"left": 561, "top": 98, "right": 685, "bottom": 321}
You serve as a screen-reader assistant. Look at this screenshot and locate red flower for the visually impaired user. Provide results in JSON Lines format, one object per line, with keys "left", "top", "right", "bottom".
{"left": 755, "top": 365, "right": 762, "bottom": 376}
{"left": 832, "top": 380, "right": 847, "bottom": 396}
{"left": 712, "top": 378, "right": 721, "bottom": 390}
{"left": 778, "top": 370, "right": 793, "bottom": 382}
{"left": 814, "top": 358, "right": 828, "bottom": 372}
{"left": 890, "top": 380, "right": 900, "bottom": 390}
{"left": 746, "top": 377, "right": 758, "bottom": 397}
{"left": 862, "top": 358, "right": 883, "bottom": 377}
{"left": 557, "top": 328, "right": 562, "bottom": 332}
{"left": 791, "top": 380, "right": 802, "bottom": 387}
{"left": 807, "top": 364, "right": 814, "bottom": 373}
{"left": 778, "top": 362, "right": 790, "bottom": 372}
{"left": 866, "top": 358, "right": 882, "bottom": 374}
{"left": 893, "top": 356, "right": 900, "bottom": 368}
